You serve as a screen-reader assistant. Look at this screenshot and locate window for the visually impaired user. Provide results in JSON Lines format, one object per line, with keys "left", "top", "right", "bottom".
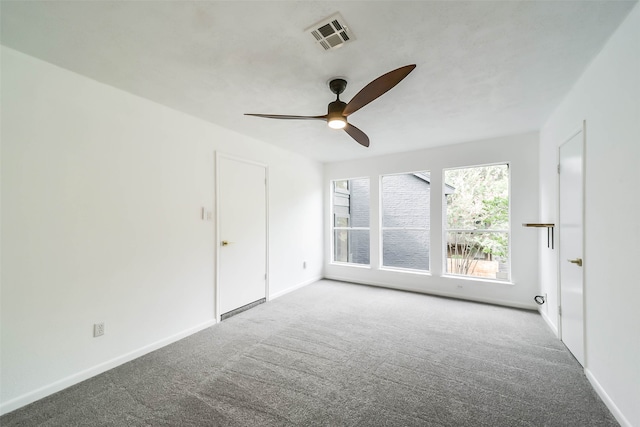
{"left": 332, "top": 178, "right": 370, "bottom": 265}
{"left": 444, "top": 164, "right": 510, "bottom": 280}
{"left": 381, "top": 172, "right": 430, "bottom": 271}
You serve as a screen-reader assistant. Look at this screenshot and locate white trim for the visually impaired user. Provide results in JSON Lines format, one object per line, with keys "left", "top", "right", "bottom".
{"left": 214, "top": 152, "right": 269, "bottom": 321}
{"left": 212, "top": 152, "right": 219, "bottom": 324}
{"left": 559, "top": 126, "right": 584, "bottom": 146}
{"left": 324, "top": 275, "right": 537, "bottom": 310}
{"left": 265, "top": 166, "right": 270, "bottom": 301}
{"left": 445, "top": 229, "right": 510, "bottom": 233}
{"left": 539, "top": 308, "right": 558, "bottom": 337}
{"left": 381, "top": 227, "right": 431, "bottom": 231}
{"left": 580, "top": 121, "right": 587, "bottom": 368}
{"left": 333, "top": 227, "right": 369, "bottom": 230}
{"left": 214, "top": 153, "right": 221, "bottom": 322}
{"left": 378, "top": 266, "right": 431, "bottom": 276}
{"left": 585, "top": 369, "right": 632, "bottom": 427}
{"left": 329, "top": 261, "right": 371, "bottom": 269}
{"left": 441, "top": 274, "right": 514, "bottom": 286}
{"left": 556, "top": 122, "right": 586, "bottom": 365}
{"left": 269, "top": 276, "right": 322, "bottom": 300}
{"left": 0, "top": 319, "right": 216, "bottom": 416}
{"left": 215, "top": 152, "right": 269, "bottom": 169}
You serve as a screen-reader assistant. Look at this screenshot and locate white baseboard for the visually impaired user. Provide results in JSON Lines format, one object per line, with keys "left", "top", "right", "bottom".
{"left": 539, "top": 308, "right": 558, "bottom": 336}
{"left": 584, "top": 369, "right": 632, "bottom": 427}
{"left": 269, "top": 276, "right": 322, "bottom": 300}
{"left": 324, "top": 275, "right": 538, "bottom": 310}
{"left": 0, "top": 319, "right": 216, "bottom": 416}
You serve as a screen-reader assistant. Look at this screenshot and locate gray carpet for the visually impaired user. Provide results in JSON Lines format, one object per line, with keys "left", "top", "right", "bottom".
{"left": 1, "top": 280, "right": 618, "bottom": 426}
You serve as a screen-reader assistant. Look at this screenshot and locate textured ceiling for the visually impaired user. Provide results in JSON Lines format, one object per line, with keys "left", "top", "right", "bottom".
{"left": 1, "top": 1, "right": 636, "bottom": 162}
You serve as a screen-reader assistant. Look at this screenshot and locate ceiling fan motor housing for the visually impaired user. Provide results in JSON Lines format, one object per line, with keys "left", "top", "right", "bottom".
{"left": 328, "top": 100, "right": 346, "bottom": 116}
{"left": 327, "top": 100, "right": 347, "bottom": 129}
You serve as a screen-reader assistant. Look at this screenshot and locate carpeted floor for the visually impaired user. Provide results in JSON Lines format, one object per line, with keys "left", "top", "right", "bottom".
{"left": 1, "top": 280, "right": 618, "bottom": 426}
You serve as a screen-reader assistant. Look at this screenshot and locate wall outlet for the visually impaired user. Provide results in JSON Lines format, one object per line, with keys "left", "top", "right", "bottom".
{"left": 303, "top": 261, "right": 307, "bottom": 269}
{"left": 93, "top": 323, "right": 105, "bottom": 337}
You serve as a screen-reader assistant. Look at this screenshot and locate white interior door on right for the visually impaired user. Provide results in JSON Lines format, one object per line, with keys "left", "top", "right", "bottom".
{"left": 558, "top": 127, "right": 585, "bottom": 366}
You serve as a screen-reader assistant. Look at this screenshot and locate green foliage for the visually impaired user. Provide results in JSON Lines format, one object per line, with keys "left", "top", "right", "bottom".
{"left": 481, "top": 196, "right": 509, "bottom": 230}
{"left": 445, "top": 165, "right": 509, "bottom": 276}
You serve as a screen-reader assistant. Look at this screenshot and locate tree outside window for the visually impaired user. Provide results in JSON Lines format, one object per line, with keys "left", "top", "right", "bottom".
{"left": 444, "top": 164, "right": 510, "bottom": 280}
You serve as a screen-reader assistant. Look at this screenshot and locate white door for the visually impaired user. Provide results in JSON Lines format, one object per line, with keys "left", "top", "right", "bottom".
{"left": 216, "top": 154, "right": 267, "bottom": 318}
{"left": 558, "top": 128, "right": 585, "bottom": 365}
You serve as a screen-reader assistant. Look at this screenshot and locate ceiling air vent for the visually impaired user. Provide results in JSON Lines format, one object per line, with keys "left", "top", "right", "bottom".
{"left": 305, "top": 13, "right": 355, "bottom": 51}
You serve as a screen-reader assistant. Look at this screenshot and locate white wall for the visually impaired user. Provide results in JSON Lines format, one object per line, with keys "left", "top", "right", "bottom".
{"left": 324, "top": 132, "right": 540, "bottom": 310}
{"left": 0, "top": 47, "right": 324, "bottom": 414}
{"left": 539, "top": 4, "right": 640, "bottom": 426}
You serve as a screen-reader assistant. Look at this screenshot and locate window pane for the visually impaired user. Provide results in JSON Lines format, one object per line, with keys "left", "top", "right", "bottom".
{"left": 381, "top": 173, "right": 430, "bottom": 228}
{"left": 334, "top": 230, "right": 370, "bottom": 265}
{"left": 332, "top": 178, "right": 370, "bottom": 265}
{"left": 445, "top": 165, "right": 508, "bottom": 231}
{"left": 334, "top": 180, "right": 348, "bottom": 192}
{"left": 444, "top": 164, "right": 509, "bottom": 280}
{"left": 380, "top": 171, "right": 430, "bottom": 272}
{"left": 446, "top": 232, "right": 509, "bottom": 279}
{"left": 334, "top": 215, "right": 349, "bottom": 227}
{"left": 383, "top": 229, "right": 429, "bottom": 270}
{"left": 348, "top": 178, "right": 369, "bottom": 227}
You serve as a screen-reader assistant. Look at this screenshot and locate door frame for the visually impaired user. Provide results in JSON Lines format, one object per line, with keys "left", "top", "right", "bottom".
{"left": 556, "top": 121, "right": 586, "bottom": 365}
{"left": 214, "top": 152, "right": 269, "bottom": 322}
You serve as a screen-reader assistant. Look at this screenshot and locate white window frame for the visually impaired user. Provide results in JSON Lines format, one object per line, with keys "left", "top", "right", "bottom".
{"left": 442, "top": 162, "right": 511, "bottom": 282}
{"left": 379, "top": 171, "right": 431, "bottom": 273}
{"left": 331, "top": 177, "right": 370, "bottom": 266}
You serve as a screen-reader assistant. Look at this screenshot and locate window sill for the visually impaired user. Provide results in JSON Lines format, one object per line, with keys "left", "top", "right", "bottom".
{"left": 329, "top": 262, "right": 371, "bottom": 269}
{"left": 441, "top": 274, "right": 514, "bottom": 286}
{"left": 379, "top": 267, "right": 431, "bottom": 276}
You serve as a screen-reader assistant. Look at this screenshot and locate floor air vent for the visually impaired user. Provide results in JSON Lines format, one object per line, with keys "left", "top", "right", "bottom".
{"left": 220, "top": 298, "right": 266, "bottom": 321}
{"left": 305, "top": 12, "right": 355, "bottom": 51}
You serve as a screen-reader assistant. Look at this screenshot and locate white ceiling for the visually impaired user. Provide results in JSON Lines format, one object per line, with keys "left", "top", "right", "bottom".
{"left": 1, "top": 1, "right": 636, "bottom": 162}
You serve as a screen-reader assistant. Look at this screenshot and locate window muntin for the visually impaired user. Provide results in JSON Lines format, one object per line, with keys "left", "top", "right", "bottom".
{"left": 332, "top": 178, "right": 370, "bottom": 265}
{"left": 381, "top": 172, "right": 430, "bottom": 271}
{"left": 444, "top": 164, "right": 510, "bottom": 280}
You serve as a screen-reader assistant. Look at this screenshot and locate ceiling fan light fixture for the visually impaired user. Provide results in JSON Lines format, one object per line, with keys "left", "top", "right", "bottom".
{"left": 327, "top": 98, "right": 347, "bottom": 129}
{"left": 328, "top": 116, "right": 347, "bottom": 129}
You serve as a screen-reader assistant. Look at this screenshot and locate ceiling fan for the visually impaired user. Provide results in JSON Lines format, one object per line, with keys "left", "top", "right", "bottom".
{"left": 245, "top": 64, "right": 416, "bottom": 148}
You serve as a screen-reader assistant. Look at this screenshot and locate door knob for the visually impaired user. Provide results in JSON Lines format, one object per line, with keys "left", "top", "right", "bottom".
{"left": 221, "top": 240, "right": 234, "bottom": 246}
{"left": 568, "top": 258, "right": 583, "bottom": 266}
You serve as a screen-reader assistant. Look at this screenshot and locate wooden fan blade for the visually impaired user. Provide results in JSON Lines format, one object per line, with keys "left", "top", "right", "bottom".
{"left": 343, "top": 64, "right": 416, "bottom": 116}
{"left": 344, "top": 123, "right": 370, "bottom": 147}
{"left": 245, "top": 113, "right": 327, "bottom": 120}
